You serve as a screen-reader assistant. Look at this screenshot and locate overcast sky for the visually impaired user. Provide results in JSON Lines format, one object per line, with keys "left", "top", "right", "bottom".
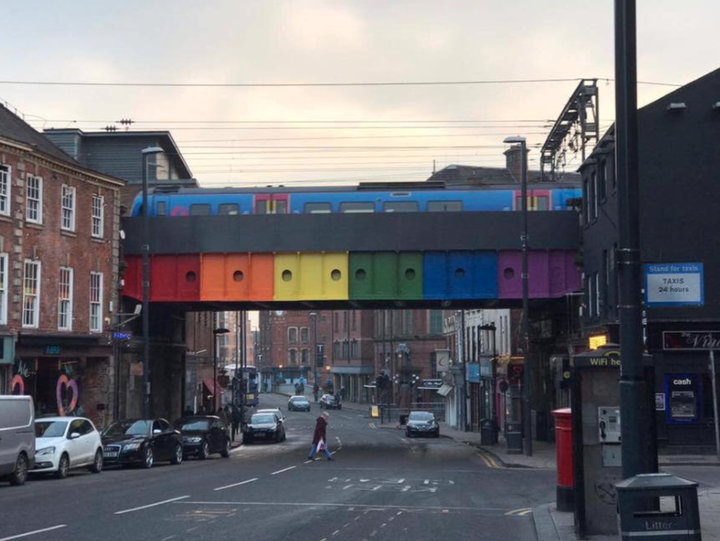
{"left": 1, "top": 1, "right": 718, "bottom": 186}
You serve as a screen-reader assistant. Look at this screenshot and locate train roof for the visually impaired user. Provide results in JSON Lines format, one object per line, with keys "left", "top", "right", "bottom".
{"left": 150, "top": 180, "right": 581, "bottom": 196}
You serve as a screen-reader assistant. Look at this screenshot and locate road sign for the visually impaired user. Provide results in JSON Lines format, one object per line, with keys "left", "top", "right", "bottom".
{"left": 644, "top": 263, "right": 704, "bottom": 307}
{"left": 435, "top": 349, "right": 450, "bottom": 372}
{"left": 112, "top": 331, "right": 133, "bottom": 341}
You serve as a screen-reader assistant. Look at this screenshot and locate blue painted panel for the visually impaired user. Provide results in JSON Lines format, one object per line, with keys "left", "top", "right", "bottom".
{"left": 551, "top": 188, "right": 582, "bottom": 210}
{"left": 423, "top": 251, "right": 498, "bottom": 300}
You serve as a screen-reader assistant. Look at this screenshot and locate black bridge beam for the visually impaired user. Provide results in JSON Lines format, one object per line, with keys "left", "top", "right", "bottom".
{"left": 122, "top": 212, "right": 580, "bottom": 255}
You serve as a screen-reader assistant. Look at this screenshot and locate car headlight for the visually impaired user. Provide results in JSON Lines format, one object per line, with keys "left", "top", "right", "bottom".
{"left": 186, "top": 437, "right": 202, "bottom": 443}
{"left": 36, "top": 446, "right": 56, "bottom": 456}
{"left": 123, "top": 442, "right": 142, "bottom": 451}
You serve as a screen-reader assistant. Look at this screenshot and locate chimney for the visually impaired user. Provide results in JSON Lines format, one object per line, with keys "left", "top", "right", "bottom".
{"left": 504, "top": 144, "right": 526, "bottom": 183}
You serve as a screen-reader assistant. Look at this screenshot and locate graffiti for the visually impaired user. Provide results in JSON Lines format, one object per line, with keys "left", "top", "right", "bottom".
{"left": 10, "top": 374, "right": 24, "bottom": 395}
{"left": 171, "top": 206, "right": 189, "bottom": 217}
{"left": 56, "top": 374, "right": 79, "bottom": 416}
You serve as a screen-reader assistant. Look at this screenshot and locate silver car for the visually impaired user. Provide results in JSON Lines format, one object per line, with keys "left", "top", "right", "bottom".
{"left": 0, "top": 396, "right": 35, "bottom": 486}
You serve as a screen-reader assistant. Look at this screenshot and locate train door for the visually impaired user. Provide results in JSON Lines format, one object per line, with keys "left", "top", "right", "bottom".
{"left": 254, "top": 194, "right": 289, "bottom": 214}
{"left": 153, "top": 195, "right": 170, "bottom": 217}
{"left": 513, "top": 189, "right": 551, "bottom": 211}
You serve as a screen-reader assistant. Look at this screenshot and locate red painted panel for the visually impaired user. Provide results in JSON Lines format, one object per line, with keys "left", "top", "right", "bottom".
{"left": 150, "top": 255, "right": 200, "bottom": 301}
{"left": 122, "top": 256, "right": 142, "bottom": 301}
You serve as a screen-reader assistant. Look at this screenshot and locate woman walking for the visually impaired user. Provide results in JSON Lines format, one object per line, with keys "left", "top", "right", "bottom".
{"left": 308, "top": 411, "right": 333, "bottom": 461}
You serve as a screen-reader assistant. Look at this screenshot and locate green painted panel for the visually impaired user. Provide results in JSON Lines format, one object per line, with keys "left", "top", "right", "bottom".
{"left": 349, "top": 252, "right": 422, "bottom": 300}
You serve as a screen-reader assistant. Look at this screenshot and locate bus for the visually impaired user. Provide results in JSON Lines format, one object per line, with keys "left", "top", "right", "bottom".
{"left": 224, "top": 365, "right": 259, "bottom": 407}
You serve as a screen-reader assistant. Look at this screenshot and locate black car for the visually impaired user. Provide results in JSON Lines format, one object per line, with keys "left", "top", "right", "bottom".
{"left": 102, "top": 419, "right": 184, "bottom": 469}
{"left": 319, "top": 394, "right": 342, "bottom": 410}
{"left": 288, "top": 396, "right": 311, "bottom": 412}
{"left": 174, "top": 416, "right": 231, "bottom": 459}
{"left": 243, "top": 412, "right": 285, "bottom": 444}
{"left": 405, "top": 411, "right": 440, "bottom": 438}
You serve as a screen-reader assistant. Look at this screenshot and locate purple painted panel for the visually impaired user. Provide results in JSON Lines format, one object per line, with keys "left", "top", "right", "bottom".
{"left": 499, "top": 250, "right": 581, "bottom": 299}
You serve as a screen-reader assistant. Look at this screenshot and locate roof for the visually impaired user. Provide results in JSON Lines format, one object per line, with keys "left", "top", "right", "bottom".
{"left": 427, "top": 164, "right": 581, "bottom": 186}
{"left": 0, "top": 104, "right": 78, "bottom": 164}
{"left": 43, "top": 128, "right": 194, "bottom": 179}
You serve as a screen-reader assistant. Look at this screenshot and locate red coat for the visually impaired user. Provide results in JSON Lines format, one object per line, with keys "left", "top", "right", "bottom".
{"left": 312, "top": 416, "right": 327, "bottom": 445}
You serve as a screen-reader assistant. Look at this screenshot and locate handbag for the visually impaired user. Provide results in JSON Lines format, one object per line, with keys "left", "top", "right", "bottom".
{"left": 316, "top": 438, "right": 326, "bottom": 452}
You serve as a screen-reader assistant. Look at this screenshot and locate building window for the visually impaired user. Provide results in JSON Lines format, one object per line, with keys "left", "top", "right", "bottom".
{"left": 333, "top": 341, "right": 340, "bottom": 358}
{"left": 0, "top": 253, "right": 7, "bottom": 325}
{"left": 608, "top": 153, "right": 616, "bottom": 190}
{"left": 289, "top": 349, "right": 297, "bottom": 365}
{"left": 0, "top": 165, "right": 10, "bottom": 217}
{"left": 597, "top": 161, "right": 606, "bottom": 202}
{"left": 26, "top": 175, "right": 43, "bottom": 224}
{"left": 61, "top": 185, "right": 76, "bottom": 231}
{"left": 594, "top": 272, "right": 600, "bottom": 318}
{"left": 22, "top": 260, "right": 41, "bottom": 328}
{"left": 429, "top": 310, "right": 443, "bottom": 334}
{"left": 342, "top": 341, "right": 349, "bottom": 359}
{"left": 288, "top": 327, "right": 298, "bottom": 344}
{"left": 301, "top": 349, "right": 309, "bottom": 364}
{"left": 58, "top": 267, "right": 73, "bottom": 331}
{"left": 587, "top": 275, "right": 594, "bottom": 319}
{"left": 403, "top": 310, "right": 413, "bottom": 335}
{"left": 591, "top": 172, "right": 598, "bottom": 221}
{"left": 351, "top": 340, "right": 359, "bottom": 358}
{"left": 91, "top": 195, "right": 104, "bottom": 238}
{"left": 583, "top": 177, "right": 590, "bottom": 225}
{"left": 90, "top": 272, "right": 103, "bottom": 332}
{"left": 301, "top": 327, "right": 309, "bottom": 343}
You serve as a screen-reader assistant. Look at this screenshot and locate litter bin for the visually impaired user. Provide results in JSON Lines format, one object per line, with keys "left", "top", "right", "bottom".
{"left": 481, "top": 418, "right": 498, "bottom": 446}
{"left": 505, "top": 421, "right": 523, "bottom": 454}
{"left": 616, "top": 473, "right": 700, "bottom": 541}
{"left": 552, "top": 408, "right": 573, "bottom": 512}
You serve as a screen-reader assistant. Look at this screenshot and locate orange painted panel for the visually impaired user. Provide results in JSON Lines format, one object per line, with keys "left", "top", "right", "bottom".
{"left": 199, "top": 253, "right": 274, "bottom": 301}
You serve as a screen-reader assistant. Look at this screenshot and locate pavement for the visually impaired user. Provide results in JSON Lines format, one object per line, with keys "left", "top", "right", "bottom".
{"left": 0, "top": 393, "right": 557, "bottom": 541}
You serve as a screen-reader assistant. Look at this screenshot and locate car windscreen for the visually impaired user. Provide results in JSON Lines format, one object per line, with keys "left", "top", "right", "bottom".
{"left": 251, "top": 414, "right": 276, "bottom": 424}
{"left": 293, "top": 398, "right": 308, "bottom": 404}
{"left": 175, "top": 419, "right": 210, "bottom": 431}
{"left": 35, "top": 421, "right": 68, "bottom": 438}
{"left": 408, "top": 412, "right": 434, "bottom": 421}
{"left": 104, "top": 420, "right": 151, "bottom": 438}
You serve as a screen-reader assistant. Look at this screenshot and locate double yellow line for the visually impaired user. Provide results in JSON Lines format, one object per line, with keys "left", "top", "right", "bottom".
{"left": 477, "top": 449, "right": 503, "bottom": 469}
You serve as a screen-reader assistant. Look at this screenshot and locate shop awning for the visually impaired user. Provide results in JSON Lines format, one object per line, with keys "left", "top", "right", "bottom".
{"left": 436, "top": 383, "right": 453, "bottom": 397}
{"left": 203, "top": 378, "right": 226, "bottom": 396}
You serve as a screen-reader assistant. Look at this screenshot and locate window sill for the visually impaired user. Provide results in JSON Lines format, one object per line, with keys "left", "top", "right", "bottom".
{"left": 0, "top": 214, "right": 11, "bottom": 223}
{"left": 91, "top": 237, "right": 105, "bottom": 244}
{"left": 60, "top": 229, "right": 77, "bottom": 238}
{"left": 26, "top": 222, "right": 44, "bottom": 230}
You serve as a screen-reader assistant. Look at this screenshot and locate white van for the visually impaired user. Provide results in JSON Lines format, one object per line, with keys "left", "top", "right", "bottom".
{"left": 0, "top": 396, "right": 35, "bottom": 486}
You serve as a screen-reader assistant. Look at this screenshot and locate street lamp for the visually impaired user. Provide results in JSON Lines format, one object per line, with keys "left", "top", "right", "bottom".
{"left": 140, "top": 145, "right": 163, "bottom": 419}
{"left": 213, "top": 327, "right": 230, "bottom": 412}
{"left": 504, "top": 135, "right": 532, "bottom": 457}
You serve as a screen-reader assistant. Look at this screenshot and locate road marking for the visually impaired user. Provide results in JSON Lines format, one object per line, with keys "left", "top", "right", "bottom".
{"left": 0, "top": 525, "right": 67, "bottom": 541}
{"left": 214, "top": 478, "right": 259, "bottom": 491}
{"left": 115, "top": 495, "right": 190, "bottom": 515}
{"left": 162, "top": 536, "right": 177, "bottom": 541}
{"left": 505, "top": 508, "right": 533, "bottom": 516}
{"left": 331, "top": 530, "right": 340, "bottom": 536}
{"left": 271, "top": 466, "right": 297, "bottom": 475}
{"left": 304, "top": 459, "right": 313, "bottom": 464}
{"left": 175, "top": 501, "right": 512, "bottom": 512}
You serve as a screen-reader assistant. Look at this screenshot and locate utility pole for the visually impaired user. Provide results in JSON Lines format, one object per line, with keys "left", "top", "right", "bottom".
{"left": 615, "top": 0, "right": 650, "bottom": 479}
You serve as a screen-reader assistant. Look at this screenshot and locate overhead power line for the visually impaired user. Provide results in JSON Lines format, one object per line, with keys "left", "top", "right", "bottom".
{"left": 38, "top": 118, "right": 553, "bottom": 124}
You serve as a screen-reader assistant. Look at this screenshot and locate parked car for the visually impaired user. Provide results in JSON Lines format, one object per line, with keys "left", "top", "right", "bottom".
{"left": 102, "top": 419, "right": 183, "bottom": 469}
{"left": 0, "top": 396, "right": 35, "bottom": 486}
{"left": 174, "top": 416, "right": 231, "bottom": 459}
{"left": 288, "top": 396, "right": 311, "bottom": 412}
{"left": 257, "top": 408, "right": 285, "bottom": 422}
{"left": 319, "top": 394, "right": 342, "bottom": 410}
{"left": 243, "top": 412, "right": 285, "bottom": 444}
{"left": 405, "top": 411, "right": 440, "bottom": 438}
{"left": 32, "top": 417, "right": 103, "bottom": 478}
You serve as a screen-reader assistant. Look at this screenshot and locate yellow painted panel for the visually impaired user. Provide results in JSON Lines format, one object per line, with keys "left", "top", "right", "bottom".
{"left": 274, "top": 252, "right": 349, "bottom": 301}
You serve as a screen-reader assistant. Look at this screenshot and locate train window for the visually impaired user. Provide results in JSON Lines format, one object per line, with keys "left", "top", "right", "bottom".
{"left": 190, "top": 204, "right": 211, "bottom": 216}
{"left": 276, "top": 200, "right": 288, "bottom": 214}
{"left": 340, "top": 202, "right": 375, "bottom": 213}
{"left": 256, "top": 200, "right": 268, "bottom": 214}
{"left": 218, "top": 203, "right": 240, "bottom": 215}
{"left": 536, "top": 196, "right": 549, "bottom": 210}
{"left": 382, "top": 201, "right": 419, "bottom": 213}
{"left": 304, "top": 202, "right": 332, "bottom": 214}
{"left": 428, "top": 200, "right": 463, "bottom": 212}
{"left": 156, "top": 201, "right": 167, "bottom": 216}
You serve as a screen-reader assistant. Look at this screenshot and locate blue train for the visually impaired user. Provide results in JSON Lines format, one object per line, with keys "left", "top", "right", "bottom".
{"left": 130, "top": 181, "right": 582, "bottom": 217}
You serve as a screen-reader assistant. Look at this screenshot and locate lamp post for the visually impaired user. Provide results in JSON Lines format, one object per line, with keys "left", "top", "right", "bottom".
{"left": 213, "top": 327, "right": 230, "bottom": 412}
{"left": 480, "top": 322, "right": 498, "bottom": 423}
{"left": 504, "top": 135, "right": 532, "bottom": 457}
{"left": 140, "top": 145, "right": 163, "bottom": 419}
{"left": 310, "top": 312, "right": 318, "bottom": 387}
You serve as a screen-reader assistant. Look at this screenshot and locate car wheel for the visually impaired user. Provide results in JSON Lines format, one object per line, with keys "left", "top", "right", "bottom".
{"left": 142, "top": 446, "right": 154, "bottom": 469}
{"left": 56, "top": 453, "right": 70, "bottom": 479}
{"left": 171, "top": 444, "right": 183, "bottom": 465}
{"left": 243, "top": 435, "right": 253, "bottom": 445}
{"left": 9, "top": 454, "right": 28, "bottom": 486}
{"left": 198, "top": 440, "right": 210, "bottom": 460}
{"left": 220, "top": 439, "right": 231, "bottom": 458}
{"left": 435, "top": 431, "right": 440, "bottom": 438}
{"left": 90, "top": 449, "right": 103, "bottom": 473}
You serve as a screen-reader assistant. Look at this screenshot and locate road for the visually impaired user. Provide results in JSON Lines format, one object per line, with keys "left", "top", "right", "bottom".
{"left": 0, "top": 394, "right": 557, "bottom": 541}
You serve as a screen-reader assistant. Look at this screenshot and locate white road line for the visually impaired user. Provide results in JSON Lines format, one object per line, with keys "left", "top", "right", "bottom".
{"left": 175, "top": 501, "right": 510, "bottom": 512}
{"left": 214, "top": 478, "right": 259, "bottom": 492}
{"left": 0, "top": 525, "right": 67, "bottom": 541}
{"left": 304, "top": 460, "right": 313, "bottom": 464}
{"left": 115, "top": 495, "right": 190, "bottom": 515}
{"left": 271, "top": 465, "right": 297, "bottom": 475}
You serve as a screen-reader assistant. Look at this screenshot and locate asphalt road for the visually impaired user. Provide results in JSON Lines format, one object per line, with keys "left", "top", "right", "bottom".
{"left": 0, "top": 394, "right": 557, "bottom": 541}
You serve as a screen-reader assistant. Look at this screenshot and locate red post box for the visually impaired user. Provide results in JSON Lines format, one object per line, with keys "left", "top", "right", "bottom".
{"left": 552, "top": 408, "right": 574, "bottom": 512}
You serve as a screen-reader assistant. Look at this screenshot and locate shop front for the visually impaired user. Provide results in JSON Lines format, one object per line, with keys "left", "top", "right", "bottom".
{"left": 0, "top": 335, "right": 15, "bottom": 393}
{"left": 12, "top": 334, "right": 112, "bottom": 428}
{"left": 495, "top": 356, "right": 524, "bottom": 435}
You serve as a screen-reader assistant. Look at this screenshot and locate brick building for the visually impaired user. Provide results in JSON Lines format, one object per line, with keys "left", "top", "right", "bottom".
{"left": 0, "top": 105, "right": 123, "bottom": 428}
{"left": 328, "top": 309, "right": 375, "bottom": 402}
